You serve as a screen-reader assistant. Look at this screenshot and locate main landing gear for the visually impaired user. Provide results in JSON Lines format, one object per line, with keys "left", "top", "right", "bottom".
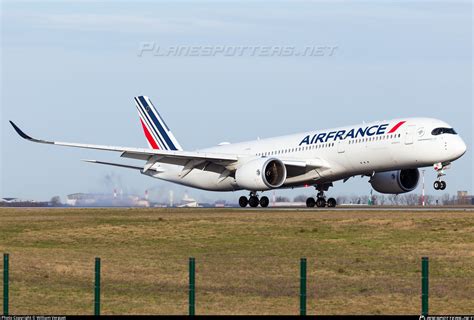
{"left": 239, "top": 192, "right": 269, "bottom": 208}
{"left": 433, "top": 162, "right": 449, "bottom": 190}
{"left": 306, "top": 184, "right": 337, "bottom": 208}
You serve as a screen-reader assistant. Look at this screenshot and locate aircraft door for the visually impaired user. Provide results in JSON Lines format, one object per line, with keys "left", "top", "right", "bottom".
{"left": 337, "top": 140, "right": 345, "bottom": 153}
{"left": 404, "top": 125, "right": 416, "bottom": 145}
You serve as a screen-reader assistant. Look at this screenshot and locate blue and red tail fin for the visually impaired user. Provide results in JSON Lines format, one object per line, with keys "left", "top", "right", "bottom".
{"left": 134, "top": 96, "right": 183, "bottom": 151}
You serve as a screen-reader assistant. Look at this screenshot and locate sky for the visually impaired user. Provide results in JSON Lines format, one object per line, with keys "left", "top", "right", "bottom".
{"left": 1, "top": 0, "right": 472, "bottom": 203}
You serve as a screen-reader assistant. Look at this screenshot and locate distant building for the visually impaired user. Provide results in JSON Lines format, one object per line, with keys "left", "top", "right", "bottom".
{"left": 214, "top": 200, "right": 227, "bottom": 208}
{"left": 66, "top": 193, "right": 150, "bottom": 207}
{"left": 0, "top": 197, "right": 49, "bottom": 207}
{"left": 457, "top": 191, "right": 473, "bottom": 205}
{"left": 178, "top": 193, "right": 201, "bottom": 208}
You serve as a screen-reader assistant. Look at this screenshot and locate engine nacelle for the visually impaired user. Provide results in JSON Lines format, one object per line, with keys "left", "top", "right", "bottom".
{"left": 370, "top": 169, "right": 420, "bottom": 194}
{"left": 235, "top": 158, "right": 287, "bottom": 191}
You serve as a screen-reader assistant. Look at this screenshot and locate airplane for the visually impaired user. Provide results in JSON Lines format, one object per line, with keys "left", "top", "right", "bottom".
{"left": 10, "top": 96, "right": 467, "bottom": 208}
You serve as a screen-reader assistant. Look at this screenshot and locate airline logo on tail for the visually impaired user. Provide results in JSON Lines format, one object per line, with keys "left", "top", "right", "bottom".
{"left": 134, "top": 96, "right": 183, "bottom": 151}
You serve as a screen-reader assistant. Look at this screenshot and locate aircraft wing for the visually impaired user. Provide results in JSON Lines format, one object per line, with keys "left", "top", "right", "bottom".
{"left": 10, "top": 121, "right": 329, "bottom": 176}
{"left": 9, "top": 121, "right": 239, "bottom": 168}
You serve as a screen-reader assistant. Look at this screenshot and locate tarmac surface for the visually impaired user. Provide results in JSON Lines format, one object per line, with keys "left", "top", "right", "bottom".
{"left": 253, "top": 206, "right": 474, "bottom": 211}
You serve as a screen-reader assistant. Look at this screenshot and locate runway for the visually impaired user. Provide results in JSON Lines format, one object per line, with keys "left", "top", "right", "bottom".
{"left": 231, "top": 206, "right": 474, "bottom": 212}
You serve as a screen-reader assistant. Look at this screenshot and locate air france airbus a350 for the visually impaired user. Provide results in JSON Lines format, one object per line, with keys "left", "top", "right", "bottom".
{"left": 10, "top": 96, "right": 467, "bottom": 208}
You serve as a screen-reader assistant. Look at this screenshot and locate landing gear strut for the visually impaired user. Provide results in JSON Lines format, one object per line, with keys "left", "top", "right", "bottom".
{"left": 239, "top": 192, "right": 270, "bottom": 208}
{"left": 306, "top": 184, "right": 337, "bottom": 208}
{"left": 433, "top": 162, "right": 448, "bottom": 190}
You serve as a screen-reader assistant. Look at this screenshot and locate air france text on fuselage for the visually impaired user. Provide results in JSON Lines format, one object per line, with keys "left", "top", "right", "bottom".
{"left": 299, "top": 123, "right": 390, "bottom": 146}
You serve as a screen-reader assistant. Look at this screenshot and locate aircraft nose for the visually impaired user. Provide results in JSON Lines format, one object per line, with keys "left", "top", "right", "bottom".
{"left": 454, "top": 137, "right": 467, "bottom": 158}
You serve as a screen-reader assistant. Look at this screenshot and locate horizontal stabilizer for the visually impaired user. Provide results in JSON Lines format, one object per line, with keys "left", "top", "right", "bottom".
{"left": 82, "top": 159, "right": 144, "bottom": 170}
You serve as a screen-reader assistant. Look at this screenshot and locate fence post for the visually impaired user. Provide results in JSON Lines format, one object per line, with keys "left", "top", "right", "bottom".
{"left": 3, "top": 254, "right": 8, "bottom": 316}
{"left": 189, "top": 257, "right": 195, "bottom": 316}
{"left": 94, "top": 257, "right": 101, "bottom": 316}
{"left": 300, "top": 257, "right": 307, "bottom": 316}
{"left": 421, "top": 257, "right": 429, "bottom": 316}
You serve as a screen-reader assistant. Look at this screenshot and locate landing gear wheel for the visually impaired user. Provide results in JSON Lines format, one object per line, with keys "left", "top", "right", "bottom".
{"left": 306, "top": 197, "right": 316, "bottom": 208}
{"left": 327, "top": 198, "right": 337, "bottom": 208}
{"left": 316, "top": 198, "right": 326, "bottom": 208}
{"left": 249, "top": 196, "right": 259, "bottom": 208}
{"left": 239, "top": 196, "right": 248, "bottom": 208}
{"left": 440, "top": 181, "right": 446, "bottom": 190}
{"left": 433, "top": 181, "right": 441, "bottom": 190}
{"left": 260, "top": 196, "right": 269, "bottom": 208}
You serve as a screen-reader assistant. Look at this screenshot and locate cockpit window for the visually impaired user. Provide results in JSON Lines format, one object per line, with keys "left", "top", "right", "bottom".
{"left": 431, "top": 127, "right": 457, "bottom": 135}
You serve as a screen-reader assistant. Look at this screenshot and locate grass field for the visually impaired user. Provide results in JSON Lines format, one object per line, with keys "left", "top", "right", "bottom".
{"left": 0, "top": 207, "right": 473, "bottom": 315}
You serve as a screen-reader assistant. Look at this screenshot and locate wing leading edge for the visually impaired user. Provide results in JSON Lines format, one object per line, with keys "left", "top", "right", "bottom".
{"left": 9, "top": 121, "right": 239, "bottom": 166}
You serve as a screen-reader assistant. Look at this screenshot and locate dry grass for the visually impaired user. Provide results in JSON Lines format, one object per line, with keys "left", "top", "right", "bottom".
{"left": 0, "top": 207, "right": 473, "bottom": 315}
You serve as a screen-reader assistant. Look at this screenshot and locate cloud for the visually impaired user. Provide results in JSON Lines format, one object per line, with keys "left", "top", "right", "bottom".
{"left": 7, "top": 11, "right": 248, "bottom": 34}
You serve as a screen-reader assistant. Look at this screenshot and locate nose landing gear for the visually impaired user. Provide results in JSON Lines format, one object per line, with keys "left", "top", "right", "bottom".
{"left": 433, "top": 180, "right": 446, "bottom": 190}
{"left": 433, "top": 162, "right": 449, "bottom": 190}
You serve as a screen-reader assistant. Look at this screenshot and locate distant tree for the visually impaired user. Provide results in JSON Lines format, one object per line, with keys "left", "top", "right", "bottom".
{"left": 293, "top": 195, "right": 307, "bottom": 202}
{"left": 336, "top": 195, "right": 348, "bottom": 204}
{"left": 424, "top": 195, "right": 434, "bottom": 205}
{"left": 50, "top": 196, "right": 61, "bottom": 207}
{"left": 350, "top": 195, "right": 359, "bottom": 204}
{"left": 405, "top": 193, "right": 419, "bottom": 205}
{"left": 399, "top": 194, "right": 408, "bottom": 205}
{"left": 360, "top": 195, "right": 369, "bottom": 205}
{"left": 398, "top": 193, "right": 418, "bottom": 205}
{"left": 377, "top": 194, "right": 386, "bottom": 205}
{"left": 388, "top": 194, "right": 399, "bottom": 205}
{"left": 441, "top": 193, "right": 451, "bottom": 205}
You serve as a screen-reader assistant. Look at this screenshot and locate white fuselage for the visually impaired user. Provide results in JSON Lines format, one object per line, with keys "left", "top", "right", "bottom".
{"left": 143, "top": 117, "right": 466, "bottom": 191}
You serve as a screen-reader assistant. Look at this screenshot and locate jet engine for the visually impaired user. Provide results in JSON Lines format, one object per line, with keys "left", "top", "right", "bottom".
{"left": 369, "top": 169, "right": 420, "bottom": 194}
{"left": 235, "top": 158, "right": 287, "bottom": 191}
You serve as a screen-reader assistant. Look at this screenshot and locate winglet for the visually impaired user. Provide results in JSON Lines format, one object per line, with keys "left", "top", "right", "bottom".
{"left": 9, "top": 121, "right": 33, "bottom": 140}
{"left": 9, "top": 121, "right": 53, "bottom": 144}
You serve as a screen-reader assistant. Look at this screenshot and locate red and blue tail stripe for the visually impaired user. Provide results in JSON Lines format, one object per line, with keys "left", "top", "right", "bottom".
{"left": 139, "top": 118, "right": 159, "bottom": 150}
{"left": 135, "top": 97, "right": 167, "bottom": 149}
{"left": 134, "top": 96, "right": 182, "bottom": 151}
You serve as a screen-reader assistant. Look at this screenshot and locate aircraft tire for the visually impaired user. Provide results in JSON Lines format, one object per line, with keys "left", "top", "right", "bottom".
{"left": 239, "top": 196, "right": 248, "bottom": 207}
{"left": 440, "top": 181, "right": 446, "bottom": 190}
{"left": 327, "top": 198, "right": 337, "bottom": 208}
{"left": 260, "top": 196, "right": 269, "bottom": 208}
{"left": 316, "top": 197, "right": 326, "bottom": 208}
{"left": 306, "top": 197, "right": 316, "bottom": 208}
{"left": 249, "top": 196, "right": 259, "bottom": 208}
